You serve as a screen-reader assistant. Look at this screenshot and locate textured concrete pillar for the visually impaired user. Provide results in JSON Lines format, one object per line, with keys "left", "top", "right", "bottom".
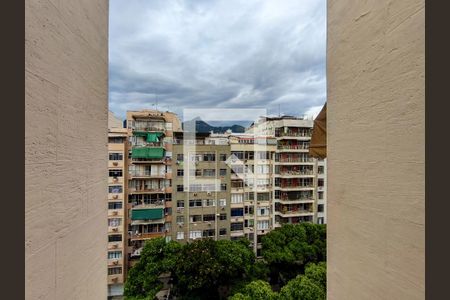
{"left": 25, "top": 0, "right": 108, "bottom": 299}
{"left": 327, "top": 0, "right": 425, "bottom": 299}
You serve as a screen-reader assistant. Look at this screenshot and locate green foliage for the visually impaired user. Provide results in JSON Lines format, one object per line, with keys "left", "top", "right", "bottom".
{"left": 261, "top": 223, "right": 326, "bottom": 283}
{"left": 172, "top": 238, "right": 256, "bottom": 299}
{"left": 124, "top": 238, "right": 182, "bottom": 300}
{"left": 125, "top": 225, "right": 327, "bottom": 300}
{"left": 229, "top": 280, "right": 278, "bottom": 300}
{"left": 278, "top": 262, "right": 326, "bottom": 300}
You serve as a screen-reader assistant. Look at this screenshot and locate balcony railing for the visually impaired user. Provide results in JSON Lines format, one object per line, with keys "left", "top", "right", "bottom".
{"left": 276, "top": 158, "right": 314, "bottom": 163}
{"left": 130, "top": 201, "right": 164, "bottom": 209}
{"left": 278, "top": 170, "right": 314, "bottom": 176}
{"left": 130, "top": 231, "right": 165, "bottom": 240}
{"left": 277, "top": 144, "right": 309, "bottom": 150}
{"left": 276, "top": 131, "right": 311, "bottom": 137}
{"left": 128, "top": 171, "right": 166, "bottom": 178}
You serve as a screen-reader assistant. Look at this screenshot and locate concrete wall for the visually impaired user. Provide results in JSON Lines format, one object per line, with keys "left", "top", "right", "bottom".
{"left": 25, "top": 0, "right": 108, "bottom": 299}
{"left": 327, "top": 0, "right": 424, "bottom": 299}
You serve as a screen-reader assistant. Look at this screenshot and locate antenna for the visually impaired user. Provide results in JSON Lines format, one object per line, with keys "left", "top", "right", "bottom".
{"left": 278, "top": 104, "right": 281, "bottom": 117}
{"left": 155, "top": 94, "right": 158, "bottom": 111}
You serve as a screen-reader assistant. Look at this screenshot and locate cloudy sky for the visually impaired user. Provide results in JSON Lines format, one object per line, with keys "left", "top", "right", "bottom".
{"left": 109, "top": 0, "right": 326, "bottom": 122}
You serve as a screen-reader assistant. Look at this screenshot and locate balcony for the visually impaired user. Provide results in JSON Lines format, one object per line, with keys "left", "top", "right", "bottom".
{"left": 275, "top": 209, "right": 314, "bottom": 217}
{"left": 130, "top": 201, "right": 164, "bottom": 210}
{"left": 128, "top": 171, "right": 165, "bottom": 179}
{"left": 275, "top": 184, "right": 314, "bottom": 191}
{"left": 276, "top": 170, "right": 314, "bottom": 177}
{"left": 128, "top": 187, "right": 167, "bottom": 194}
{"left": 130, "top": 231, "right": 165, "bottom": 241}
{"left": 277, "top": 144, "right": 309, "bottom": 151}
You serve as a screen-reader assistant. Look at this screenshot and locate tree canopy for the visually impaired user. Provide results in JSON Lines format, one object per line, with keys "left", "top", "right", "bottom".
{"left": 261, "top": 223, "right": 326, "bottom": 284}
{"left": 124, "top": 224, "right": 327, "bottom": 300}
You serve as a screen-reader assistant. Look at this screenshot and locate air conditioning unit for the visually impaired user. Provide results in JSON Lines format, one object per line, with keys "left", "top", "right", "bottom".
{"left": 113, "top": 177, "right": 118, "bottom": 182}
{"left": 112, "top": 244, "right": 118, "bottom": 249}
{"left": 113, "top": 195, "right": 118, "bottom": 199}
{"left": 112, "top": 211, "right": 118, "bottom": 216}
{"left": 194, "top": 193, "right": 197, "bottom": 196}
{"left": 113, "top": 162, "right": 118, "bottom": 166}
{"left": 112, "top": 277, "right": 118, "bottom": 282}
{"left": 112, "top": 227, "right": 118, "bottom": 232}
{"left": 113, "top": 260, "right": 119, "bottom": 265}
{"left": 221, "top": 207, "right": 225, "bottom": 210}
{"left": 207, "top": 192, "right": 212, "bottom": 196}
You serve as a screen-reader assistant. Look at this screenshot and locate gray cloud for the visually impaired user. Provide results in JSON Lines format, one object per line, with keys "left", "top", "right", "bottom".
{"left": 109, "top": 0, "right": 326, "bottom": 120}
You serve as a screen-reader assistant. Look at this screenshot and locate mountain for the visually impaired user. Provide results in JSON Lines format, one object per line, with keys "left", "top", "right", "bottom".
{"left": 183, "top": 118, "right": 245, "bottom": 133}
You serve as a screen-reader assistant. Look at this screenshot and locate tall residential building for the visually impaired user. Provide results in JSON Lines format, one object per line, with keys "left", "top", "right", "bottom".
{"left": 249, "top": 116, "right": 326, "bottom": 226}
{"left": 125, "top": 110, "right": 182, "bottom": 267}
{"left": 107, "top": 112, "right": 128, "bottom": 299}
{"left": 228, "top": 134, "right": 277, "bottom": 256}
{"left": 171, "top": 132, "right": 231, "bottom": 243}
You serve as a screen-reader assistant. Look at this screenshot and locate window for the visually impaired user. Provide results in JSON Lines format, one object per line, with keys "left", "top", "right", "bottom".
{"left": 108, "top": 251, "right": 122, "bottom": 259}
{"left": 176, "top": 216, "right": 184, "bottom": 223}
{"left": 230, "top": 222, "right": 244, "bottom": 231}
{"left": 318, "top": 204, "right": 324, "bottom": 212}
{"left": 203, "top": 229, "right": 215, "bottom": 237}
{"left": 318, "top": 191, "right": 324, "bottom": 200}
{"left": 109, "top": 153, "right": 123, "bottom": 161}
{"left": 231, "top": 194, "right": 243, "bottom": 204}
{"left": 109, "top": 185, "right": 123, "bottom": 193}
{"left": 219, "top": 169, "right": 227, "bottom": 176}
{"left": 231, "top": 208, "right": 244, "bottom": 217}
{"left": 245, "top": 192, "right": 254, "bottom": 201}
{"left": 318, "top": 179, "right": 324, "bottom": 187}
{"left": 220, "top": 153, "right": 227, "bottom": 161}
{"left": 177, "top": 185, "right": 184, "bottom": 192}
{"left": 220, "top": 183, "right": 227, "bottom": 191}
{"left": 244, "top": 206, "right": 254, "bottom": 215}
{"left": 108, "top": 202, "right": 122, "bottom": 210}
{"left": 257, "top": 220, "right": 269, "bottom": 230}
{"left": 177, "top": 232, "right": 184, "bottom": 240}
{"left": 109, "top": 169, "right": 123, "bottom": 177}
{"left": 177, "top": 154, "right": 184, "bottom": 161}
{"left": 257, "top": 193, "right": 270, "bottom": 201}
{"left": 203, "top": 214, "right": 215, "bottom": 222}
{"left": 189, "top": 199, "right": 203, "bottom": 207}
{"left": 231, "top": 151, "right": 244, "bottom": 160}
{"left": 189, "top": 169, "right": 202, "bottom": 177}
{"left": 255, "top": 165, "right": 269, "bottom": 174}
{"left": 219, "top": 213, "right": 227, "bottom": 220}
{"left": 108, "top": 234, "right": 122, "bottom": 242}
{"left": 203, "top": 153, "right": 216, "bottom": 161}
{"left": 317, "top": 217, "right": 324, "bottom": 224}
{"left": 108, "top": 267, "right": 122, "bottom": 275}
{"left": 257, "top": 207, "right": 270, "bottom": 216}
{"left": 203, "top": 169, "right": 216, "bottom": 177}
{"left": 203, "top": 199, "right": 216, "bottom": 207}
{"left": 177, "top": 169, "right": 184, "bottom": 176}
{"left": 189, "top": 230, "right": 202, "bottom": 239}
{"left": 108, "top": 218, "right": 121, "bottom": 227}
{"left": 219, "top": 228, "right": 227, "bottom": 236}
{"left": 318, "top": 166, "right": 324, "bottom": 174}
{"left": 190, "top": 215, "right": 202, "bottom": 223}
{"left": 219, "top": 199, "right": 226, "bottom": 206}
{"left": 108, "top": 137, "right": 125, "bottom": 144}
{"left": 177, "top": 200, "right": 185, "bottom": 208}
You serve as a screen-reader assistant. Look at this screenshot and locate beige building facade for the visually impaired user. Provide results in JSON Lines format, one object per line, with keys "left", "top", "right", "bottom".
{"left": 327, "top": 0, "right": 425, "bottom": 299}
{"left": 107, "top": 112, "right": 128, "bottom": 298}
{"left": 125, "top": 110, "right": 182, "bottom": 266}
{"left": 25, "top": 0, "right": 108, "bottom": 299}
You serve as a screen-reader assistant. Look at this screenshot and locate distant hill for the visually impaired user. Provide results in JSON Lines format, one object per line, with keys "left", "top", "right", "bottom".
{"left": 183, "top": 118, "right": 245, "bottom": 133}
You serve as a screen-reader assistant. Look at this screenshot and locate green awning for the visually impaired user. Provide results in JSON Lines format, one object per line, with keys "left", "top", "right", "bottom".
{"left": 131, "top": 208, "right": 164, "bottom": 220}
{"left": 133, "top": 132, "right": 164, "bottom": 143}
{"left": 131, "top": 147, "right": 165, "bottom": 159}
{"left": 146, "top": 132, "right": 163, "bottom": 143}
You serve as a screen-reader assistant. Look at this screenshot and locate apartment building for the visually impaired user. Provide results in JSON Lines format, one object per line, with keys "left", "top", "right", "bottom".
{"left": 107, "top": 112, "right": 128, "bottom": 298}
{"left": 125, "top": 110, "right": 182, "bottom": 267}
{"left": 228, "top": 134, "right": 277, "bottom": 255}
{"left": 171, "top": 132, "right": 232, "bottom": 243}
{"left": 249, "top": 116, "right": 326, "bottom": 226}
